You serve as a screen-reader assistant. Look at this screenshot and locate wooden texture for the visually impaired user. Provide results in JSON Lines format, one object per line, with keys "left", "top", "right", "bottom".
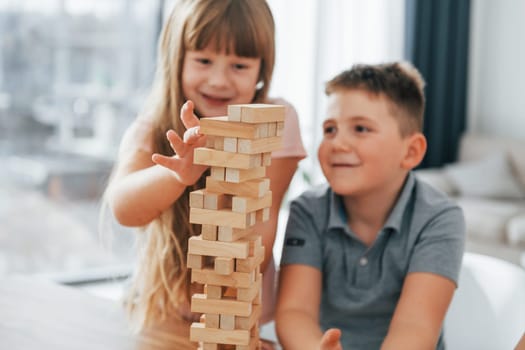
{"left": 191, "top": 268, "right": 255, "bottom": 288}
{"left": 199, "top": 117, "right": 266, "bottom": 139}
{"left": 206, "top": 177, "right": 270, "bottom": 198}
{"left": 194, "top": 148, "right": 261, "bottom": 169}
{"left": 0, "top": 277, "right": 196, "bottom": 350}
{"left": 190, "top": 322, "right": 250, "bottom": 346}
{"left": 224, "top": 167, "right": 266, "bottom": 183}
{"left": 237, "top": 137, "right": 282, "bottom": 154}
{"left": 191, "top": 294, "right": 252, "bottom": 317}
{"left": 227, "top": 104, "right": 285, "bottom": 123}
{"left": 190, "top": 208, "right": 254, "bottom": 229}
{"left": 232, "top": 192, "right": 272, "bottom": 213}
{"left": 188, "top": 236, "right": 249, "bottom": 259}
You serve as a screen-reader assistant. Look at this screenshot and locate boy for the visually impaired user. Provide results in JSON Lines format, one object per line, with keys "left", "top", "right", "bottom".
{"left": 275, "top": 62, "right": 465, "bottom": 350}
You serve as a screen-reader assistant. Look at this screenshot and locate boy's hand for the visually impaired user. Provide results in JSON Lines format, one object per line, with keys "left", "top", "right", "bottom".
{"left": 152, "top": 100, "right": 208, "bottom": 185}
{"left": 320, "top": 328, "right": 343, "bottom": 350}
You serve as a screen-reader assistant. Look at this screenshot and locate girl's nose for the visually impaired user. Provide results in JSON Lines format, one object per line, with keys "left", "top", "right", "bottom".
{"left": 208, "top": 65, "right": 229, "bottom": 88}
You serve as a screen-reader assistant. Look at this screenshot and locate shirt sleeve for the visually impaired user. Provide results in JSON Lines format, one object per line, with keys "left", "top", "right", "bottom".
{"left": 280, "top": 196, "right": 323, "bottom": 270}
{"left": 268, "top": 97, "right": 307, "bottom": 160}
{"left": 407, "top": 206, "right": 466, "bottom": 286}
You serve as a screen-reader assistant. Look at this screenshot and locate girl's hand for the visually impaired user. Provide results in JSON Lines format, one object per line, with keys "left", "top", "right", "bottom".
{"left": 319, "top": 328, "right": 343, "bottom": 350}
{"left": 152, "top": 100, "right": 208, "bottom": 185}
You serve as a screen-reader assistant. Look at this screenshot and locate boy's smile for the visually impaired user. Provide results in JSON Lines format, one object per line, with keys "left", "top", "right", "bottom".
{"left": 318, "top": 89, "right": 410, "bottom": 197}
{"left": 182, "top": 46, "right": 261, "bottom": 117}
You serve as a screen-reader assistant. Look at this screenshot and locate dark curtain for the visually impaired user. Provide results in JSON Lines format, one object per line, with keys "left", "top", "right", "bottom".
{"left": 405, "top": 0, "right": 471, "bottom": 168}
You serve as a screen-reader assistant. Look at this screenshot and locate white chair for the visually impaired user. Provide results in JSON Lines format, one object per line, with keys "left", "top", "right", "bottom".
{"left": 444, "top": 252, "right": 525, "bottom": 350}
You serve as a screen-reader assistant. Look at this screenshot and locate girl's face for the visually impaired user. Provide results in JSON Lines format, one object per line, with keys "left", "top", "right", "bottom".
{"left": 182, "top": 45, "right": 261, "bottom": 117}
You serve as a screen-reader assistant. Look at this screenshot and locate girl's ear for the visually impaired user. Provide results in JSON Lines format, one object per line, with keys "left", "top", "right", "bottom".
{"left": 401, "top": 132, "right": 427, "bottom": 170}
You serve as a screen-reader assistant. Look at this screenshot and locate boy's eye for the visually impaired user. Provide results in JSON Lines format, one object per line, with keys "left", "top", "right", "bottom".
{"left": 355, "top": 125, "right": 371, "bottom": 133}
{"left": 323, "top": 125, "right": 337, "bottom": 136}
{"left": 233, "top": 63, "right": 248, "bottom": 70}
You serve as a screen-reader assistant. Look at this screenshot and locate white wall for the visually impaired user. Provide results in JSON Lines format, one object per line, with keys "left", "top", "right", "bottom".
{"left": 468, "top": 0, "right": 525, "bottom": 139}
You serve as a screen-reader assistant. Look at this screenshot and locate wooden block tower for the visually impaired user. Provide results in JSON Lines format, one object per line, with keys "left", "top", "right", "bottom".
{"left": 187, "top": 104, "right": 285, "bottom": 350}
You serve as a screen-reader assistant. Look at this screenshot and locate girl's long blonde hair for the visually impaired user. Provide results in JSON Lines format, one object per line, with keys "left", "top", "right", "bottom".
{"left": 127, "top": 0, "right": 276, "bottom": 329}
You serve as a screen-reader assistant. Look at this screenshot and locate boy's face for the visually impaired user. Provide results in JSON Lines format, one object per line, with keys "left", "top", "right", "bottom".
{"left": 182, "top": 45, "right": 261, "bottom": 117}
{"left": 318, "top": 89, "right": 412, "bottom": 196}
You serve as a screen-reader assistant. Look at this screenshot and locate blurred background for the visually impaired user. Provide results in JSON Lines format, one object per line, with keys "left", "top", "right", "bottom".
{"left": 1, "top": 0, "right": 524, "bottom": 293}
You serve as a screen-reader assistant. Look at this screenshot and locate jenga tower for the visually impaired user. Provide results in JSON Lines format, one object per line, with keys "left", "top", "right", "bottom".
{"left": 187, "top": 104, "right": 285, "bottom": 350}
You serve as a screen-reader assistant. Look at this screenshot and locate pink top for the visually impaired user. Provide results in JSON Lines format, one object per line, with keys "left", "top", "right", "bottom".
{"left": 121, "top": 97, "right": 307, "bottom": 324}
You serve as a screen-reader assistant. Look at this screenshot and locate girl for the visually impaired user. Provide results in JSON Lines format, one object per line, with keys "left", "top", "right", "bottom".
{"left": 105, "top": 0, "right": 306, "bottom": 331}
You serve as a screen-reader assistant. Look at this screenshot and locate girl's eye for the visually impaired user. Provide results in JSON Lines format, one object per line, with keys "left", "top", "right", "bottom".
{"left": 355, "top": 125, "right": 371, "bottom": 133}
{"left": 196, "top": 58, "right": 211, "bottom": 65}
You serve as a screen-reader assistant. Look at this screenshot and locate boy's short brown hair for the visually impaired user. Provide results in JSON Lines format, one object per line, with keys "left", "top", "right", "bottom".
{"left": 325, "top": 62, "right": 425, "bottom": 137}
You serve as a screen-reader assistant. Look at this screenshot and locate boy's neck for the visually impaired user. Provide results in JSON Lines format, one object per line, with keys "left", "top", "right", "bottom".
{"left": 342, "top": 173, "right": 408, "bottom": 246}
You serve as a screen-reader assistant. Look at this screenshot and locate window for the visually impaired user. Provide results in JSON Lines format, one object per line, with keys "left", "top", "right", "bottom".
{"left": 0, "top": 0, "right": 161, "bottom": 281}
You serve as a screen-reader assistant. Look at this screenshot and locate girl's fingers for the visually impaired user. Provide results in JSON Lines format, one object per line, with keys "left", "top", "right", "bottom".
{"left": 181, "top": 100, "right": 201, "bottom": 129}
{"left": 151, "top": 153, "right": 179, "bottom": 170}
{"left": 183, "top": 125, "right": 202, "bottom": 143}
{"left": 166, "top": 129, "right": 185, "bottom": 156}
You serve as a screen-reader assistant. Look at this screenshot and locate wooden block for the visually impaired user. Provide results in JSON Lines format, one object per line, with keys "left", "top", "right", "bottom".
{"left": 211, "top": 166, "right": 226, "bottom": 181}
{"left": 237, "top": 137, "right": 282, "bottom": 154}
{"left": 236, "top": 273, "right": 262, "bottom": 302}
{"left": 206, "top": 135, "right": 216, "bottom": 148}
{"left": 194, "top": 148, "right": 260, "bottom": 169}
{"left": 223, "top": 137, "right": 238, "bottom": 153}
{"left": 258, "top": 123, "right": 269, "bottom": 138}
{"left": 190, "top": 322, "right": 250, "bottom": 346}
{"left": 218, "top": 226, "right": 255, "bottom": 242}
{"left": 206, "top": 177, "right": 270, "bottom": 198}
{"left": 201, "top": 224, "right": 218, "bottom": 241}
{"left": 255, "top": 207, "right": 270, "bottom": 223}
{"left": 235, "top": 335, "right": 259, "bottom": 350}
{"left": 235, "top": 304, "right": 262, "bottom": 330}
{"left": 232, "top": 192, "right": 272, "bottom": 213}
{"left": 203, "top": 343, "right": 218, "bottom": 350}
{"left": 200, "top": 116, "right": 266, "bottom": 139}
{"left": 220, "top": 314, "right": 235, "bottom": 330}
{"left": 261, "top": 152, "right": 272, "bottom": 166}
{"left": 227, "top": 104, "right": 285, "bottom": 123}
{"left": 204, "top": 314, "right": 220, "bottom": 328}
{"left": 215, "top": 256, "right": 235, "bottom": 275}
{"left": 189, "top": 189, "right": 205, "bottom": 208}
{"left": 214, "top": 136, "right": 225, "bottom": 150}
{"left": 191, "top": 268, "right": 255, "bottom": 288}
{"left": 206, "top": 285, "right": 225, "bottom": 300}
{"left": 276, "top": 122, "right": 284, "bottom": 136}
{"left": 187, "top": 254, "right": 205, "bottom": 269}
{"left": 225, "top": 167, "right": 266, "bottom": 183}
{"left": 191, "top": 294, "right": 252, "bottom": 317}
{"left": 268, "top": 122, "right": 277, "bottom": 137}
{"left": 190, "top": 208, "right": 254, "bottom": 229}
{"left": 236, "top": 246, "right": 264, "bottom": 273}
{"left": 189, "top": 235, "right": 249, "bottom": 258}
{"left": 204, "top": 192, "right": 232, "bottom": 210}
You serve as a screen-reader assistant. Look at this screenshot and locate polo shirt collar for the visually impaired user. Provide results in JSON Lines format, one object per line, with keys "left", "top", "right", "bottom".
{"left": 327, "top": 172, "right": 416, "bottom": 235}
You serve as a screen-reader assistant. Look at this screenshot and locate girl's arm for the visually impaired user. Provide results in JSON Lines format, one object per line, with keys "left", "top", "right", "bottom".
{"left": 107, "top": 101, "right": 207, "bottom": 227}
{"left": 276, "top": 264, "right": 337, "bottom": 350}
{"left": 381, "top": 272, "right": 456, "bottom": 350}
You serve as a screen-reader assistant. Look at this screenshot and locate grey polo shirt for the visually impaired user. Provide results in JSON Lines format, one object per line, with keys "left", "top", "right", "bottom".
{"left": 280, "top": 172, "right": 465, "bottom": 350}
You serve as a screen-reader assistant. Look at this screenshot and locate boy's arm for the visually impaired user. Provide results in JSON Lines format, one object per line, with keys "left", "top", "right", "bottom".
{"left": 276, "top": 264, "right": 326, "bottom": 350}
{"left": 381, "top": 272, "right": 456, "bottom": 350}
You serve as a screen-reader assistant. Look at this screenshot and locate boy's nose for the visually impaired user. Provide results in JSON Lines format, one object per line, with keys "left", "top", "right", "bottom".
{"left": 332, "top": 134, "right": 352, "bottom": 152}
